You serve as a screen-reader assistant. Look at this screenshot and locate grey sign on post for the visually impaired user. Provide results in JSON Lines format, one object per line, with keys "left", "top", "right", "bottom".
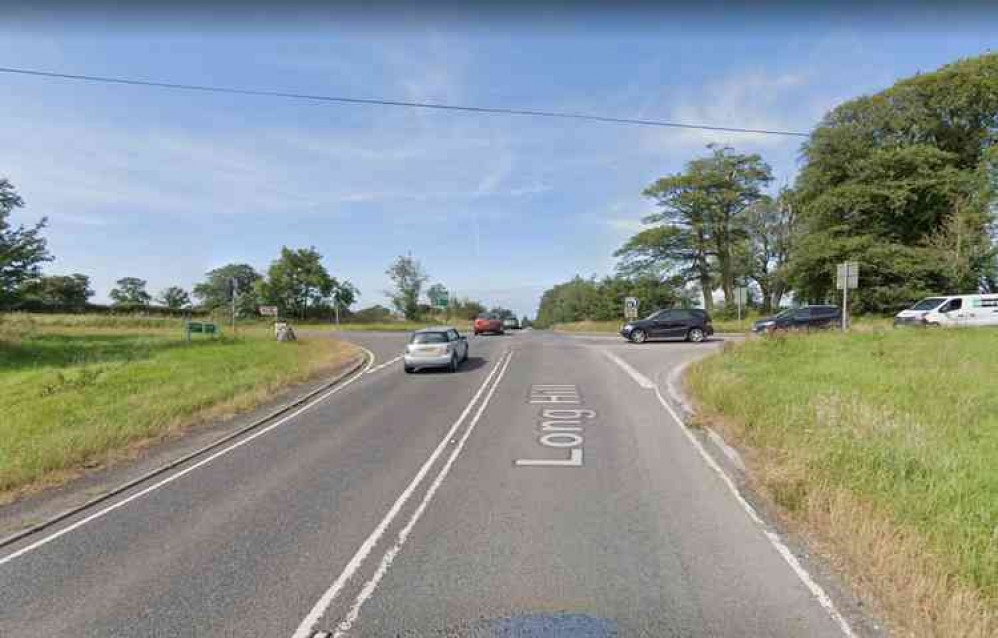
{"left": 836, "top": 261, "right": 860, "bottom": 290}
{"left": 624, "top": 297, "right": 639, "bottom": 320}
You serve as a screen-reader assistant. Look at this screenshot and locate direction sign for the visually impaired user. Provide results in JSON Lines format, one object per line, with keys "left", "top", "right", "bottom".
{"left": 836, "top": 261, "right": 860, "bottom": 290}
{"left": 624, "top": 297, "right": 639, "bottom": 320}
{"left": 258, "top": 305, "right": 279, "bottom": 317}
{"left": 733, "top": 287, "right": 748, "bottom": 305}
{"left": 434, "top": 291, "right": 449, "bottom": 309}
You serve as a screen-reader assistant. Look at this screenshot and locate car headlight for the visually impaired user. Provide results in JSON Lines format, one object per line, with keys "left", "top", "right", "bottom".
{"left": 623, "top": 324, "right": 633, "bottom": 330}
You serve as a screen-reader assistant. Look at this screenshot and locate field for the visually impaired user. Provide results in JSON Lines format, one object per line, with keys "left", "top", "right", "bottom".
{"left": 0, "top": 314, "right": 361, "bottom": 501}
{"left": 686, "top": 327, "right": 998, "bottom": 636}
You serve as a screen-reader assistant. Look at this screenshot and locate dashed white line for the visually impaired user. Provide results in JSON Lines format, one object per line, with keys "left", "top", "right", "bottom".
{"left": 291, "top": 350, "right": 512, "bottom": 638}
{"left": 0, "top": 346, "right": 376, "bottom": 567}
{"left": 330, "top": 350, "right": 515, "bottom": 636}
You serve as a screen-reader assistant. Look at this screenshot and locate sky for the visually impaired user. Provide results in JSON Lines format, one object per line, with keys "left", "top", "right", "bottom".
{"left": 1, "top": 4, "right": 996, "bottom": 317}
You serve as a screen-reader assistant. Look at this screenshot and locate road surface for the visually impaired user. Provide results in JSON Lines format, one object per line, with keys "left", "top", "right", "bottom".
{"left": 0, "top": 330, "right": 867, "bottom": 637}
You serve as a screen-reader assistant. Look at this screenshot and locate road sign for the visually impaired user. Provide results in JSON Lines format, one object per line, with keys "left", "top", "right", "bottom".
{"left": 624, "top": 297, "right": 639, "bottom": 320}
{"left": 836, "top": 261, "right": 859, "bottom": 290}
{"left": 434, "top": 291, "right": 449, "bottom": 309}
{"left": 733, "top": 286, "right": 748, "bottom": 322}
{"left": 259, "top": 305, "right": 279, "bottom": 317}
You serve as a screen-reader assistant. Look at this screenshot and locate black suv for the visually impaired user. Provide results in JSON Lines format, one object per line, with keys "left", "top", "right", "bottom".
{"left": 620, "top": 308, "right": 714, "bottom": 343}
{"left": 752, "top": 305, "right": 841, "bottom": 333}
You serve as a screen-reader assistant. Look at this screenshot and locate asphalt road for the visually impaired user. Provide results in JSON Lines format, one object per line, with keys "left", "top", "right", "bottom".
{"left": 0, "top": 330, "right": 865, "bottom": 637}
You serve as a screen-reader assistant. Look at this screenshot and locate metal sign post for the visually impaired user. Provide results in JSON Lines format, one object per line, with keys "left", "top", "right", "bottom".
{"left": 734, "top": 287, "right": 748, "bottom": 323}
{"left": 624, "top": 297, "right": 639, "bottom": 321}
{"left": 230, "top": 278, "right": 239, "bottom": 336}
{"left": 836, "top": 261, "right": 860, "bottom": 331}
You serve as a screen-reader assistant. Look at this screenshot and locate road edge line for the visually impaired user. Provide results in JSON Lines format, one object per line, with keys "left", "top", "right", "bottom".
{"left": 651, "top": 382, "right": 859, "bottom": 638}
{"left": 0, "top": 346, "right": 375, "bottom": 562}
{"left": 291, "top": 349, "right": 512, "bottom": 638}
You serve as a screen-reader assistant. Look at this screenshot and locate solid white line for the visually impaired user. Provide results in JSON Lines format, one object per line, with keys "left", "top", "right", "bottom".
{"left": 330, "top": 350, "right": 515, "bottom": 637}
{"left": 601, "top": 349, "right": 655, "bottom": 389}
{"left": 290, "top": 351, "right": 511, "bottom": 638}
{"left": 0, "top": 347, "right": 376, "bottom": 568}
{"left": 649, "top": 384, "right": 858, "bottom": 638}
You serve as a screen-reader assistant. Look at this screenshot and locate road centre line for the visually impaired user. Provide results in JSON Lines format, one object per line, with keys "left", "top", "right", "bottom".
{"left": 291, "top": 350, "right": 513, "bottom": 638}
{"left": 600, "top": 349, "right": 655, "bottom": 389}
{"left": 601, "top": 348, "right": 857, "bottom": 638}
{"left": 0, "top": 347, "right": 376, "bottom": 568}
{"left": 329, "top": 350, "right": 515, "bottom": 637}
{"left": 365, "top": 355, "right": 402, "bottom": 374}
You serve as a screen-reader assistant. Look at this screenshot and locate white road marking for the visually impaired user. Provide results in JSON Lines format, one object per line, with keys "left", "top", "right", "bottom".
{"left": 0, "top": 347, "right": 376, "bottom": 568}
{"left": 290, "top": 350, "right": 512, "bottom": 638}
{"left": 604, "top": 346, "right": 857, "bottom": 638}
{"left": 601, "top": 349, "right": 655, "bottom": 389}
{"left": 365, "top": 355, "right": 402, "bottom": 375}
{"left": 329, "top": 350, "right": 515, "bottom": 637}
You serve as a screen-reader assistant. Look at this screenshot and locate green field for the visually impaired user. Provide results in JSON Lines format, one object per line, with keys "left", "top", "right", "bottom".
{"left": 0, "top": 315, "right": 360, "bottom": 501}
{"left": 687, "top": 328, "right": 998, "bottom": 636}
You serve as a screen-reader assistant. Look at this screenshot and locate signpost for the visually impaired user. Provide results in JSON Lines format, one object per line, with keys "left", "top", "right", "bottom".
{"left": 258, "top": 305, "right": 279, "bottom": 318}
{"left": 624, "top": 297, "right": 639, "bottom": 320}
{"left": 733, "top": 286, "right": 748, "bottom": 323}
{"left": 836, "top": 261, "right": 860, "bottom": 331}
{"left": 185, "top": 321, "right": 219, "bottom": 343}
{"left": 230, "top": 278, "right": 239, "bottom": 336}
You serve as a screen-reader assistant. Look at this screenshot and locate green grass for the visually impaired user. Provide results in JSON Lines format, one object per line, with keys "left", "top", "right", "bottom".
{"left": 0, "top": 325, "right": 359, "bottom": 499}
{"left": 687, "top": 327, "right": 998, "bottom": 631}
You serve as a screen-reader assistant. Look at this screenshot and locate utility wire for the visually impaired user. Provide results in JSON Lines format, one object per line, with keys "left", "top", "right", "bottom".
{"left": 0, "top": 65, "right": 810, "bottom": 137}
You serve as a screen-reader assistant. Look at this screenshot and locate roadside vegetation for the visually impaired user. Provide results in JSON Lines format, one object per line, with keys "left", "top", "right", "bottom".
{"left": 0, "top": 314, "right": 361, "bottom": 502}
{"left": 687, "top": 328, "right": 998, "bottom": 636}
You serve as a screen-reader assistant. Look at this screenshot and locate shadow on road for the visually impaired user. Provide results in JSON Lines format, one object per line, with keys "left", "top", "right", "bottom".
{"left": 409, "top": 356, "right": 490, "bottom": 374}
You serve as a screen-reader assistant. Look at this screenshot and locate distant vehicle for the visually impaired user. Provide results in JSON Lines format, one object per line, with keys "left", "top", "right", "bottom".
{"left": 403, "top": 327, "right": 469, "bottom": 373}
{"left": 752, "top": 305, "right": 841, "bottom": 333}
{"left": 620, "top": 308, "right": 713, "bottom": 343}
{"left": 894, "top": 294, "right": 998, "bottom": 327}
{"left": 502, "top": 317, "right": 520, "bottom": 330}
{"left": 474, "top": 313, "right": 504, "bottom": 336}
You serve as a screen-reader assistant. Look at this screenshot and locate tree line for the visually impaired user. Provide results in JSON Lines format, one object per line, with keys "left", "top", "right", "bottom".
{"left": 2, "top": 183, "right": 504, "bottom": 323}
{"left": 539, "top": 51, "right": 998, "bottom": 323}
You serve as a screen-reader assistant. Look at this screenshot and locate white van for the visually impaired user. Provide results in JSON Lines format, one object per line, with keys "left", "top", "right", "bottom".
{"left": 894, "top": 294, "right": 998, "bottom": 327}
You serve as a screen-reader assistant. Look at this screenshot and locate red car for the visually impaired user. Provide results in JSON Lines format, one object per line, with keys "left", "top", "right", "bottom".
{"left": 474, "top": 313, "right": 505, "bottom": 336}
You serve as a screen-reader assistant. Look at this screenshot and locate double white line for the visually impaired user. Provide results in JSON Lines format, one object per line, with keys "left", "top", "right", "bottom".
{"left": 292, "top": 349, "right": 515, "bottom": 638}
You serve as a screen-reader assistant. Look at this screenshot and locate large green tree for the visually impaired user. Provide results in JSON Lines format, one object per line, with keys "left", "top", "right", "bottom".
{"left": 193, "top": 264, "right": 261, "bottom": 316}
{"left": 534, "top": 274, "right": 690, "bottom": 327}
{"left": 20, "top": 274, "right": 93, "bottom": 309}
{"left": 109, "top": 277, "right": 151, "bottom": 306}
{"left": 0, "top": 178, "right": 51, "bottom": 306}
{"left": 257, "top": 246, "right": 335, "bottom": 320}
{"left": 385, "top": 254, "right": 428, "bottom": 320}
{"left": 157, "top": 286, "right": 191, "bottom": 309}
{"left": 618, "top": 146, "right": 772, "bottom": 311}
{"left": 740, "top": 189, "right": 799, "bottom": 311}
{"left": 789, "top": 52, "right": 998, "bottom": 312}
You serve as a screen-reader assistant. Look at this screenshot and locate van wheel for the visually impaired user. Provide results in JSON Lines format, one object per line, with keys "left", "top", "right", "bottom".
{"left": 630, "top": 329, "right": 647, "bottom": 344}
{"left": 687, "top": 327, "right": 705, "bottom": 343}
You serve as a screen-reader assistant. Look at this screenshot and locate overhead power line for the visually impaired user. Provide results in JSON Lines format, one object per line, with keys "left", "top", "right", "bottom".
{"left": 0, "top": 65, "right": 810, "bottom": 138}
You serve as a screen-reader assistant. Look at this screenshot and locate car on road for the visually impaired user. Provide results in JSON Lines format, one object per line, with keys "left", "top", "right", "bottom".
{"left": 620, "top": 308, "right": 714, "bottom": 343}
{"left": 502, "top": 317, "right": 520, "bottom": 330}
{"left": 894, "top": 294, "right": 998, "bottom": 327}
{"left": 752, "top": 305, "right": 841, "bottom": 333}
{"left": 474, "top": 313, "right": 505, "bottom": 336}
{"left": 404, "top": 327, "right": 469, "bottom": 373}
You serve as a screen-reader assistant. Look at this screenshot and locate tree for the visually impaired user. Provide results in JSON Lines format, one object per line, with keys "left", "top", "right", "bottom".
{"left": 789, "top": 52, "right": 998, "bottom": 312}
{"left": 20, "top": 274, "right": 93, "bottom": 309}
{"left": 740, "top": 189, "right": 799, "bottom": 311}
{"left": 257, "top": 246, "right": 334, "bottom": 320}
{"left": 448, "top": 297, "right": 486, "bottom": 321}
{"left": 489, "top": 306, "right": 516, "bottom": 320}
{"left": 331, "top": 280, "right": 359, "bottom": 310}
{"left": 534, "top": 274, "right": 689, "bottom": 327}
{"left": 385, "top": 254, "right": 428, "bottom": 320}
{"left": 193, "top": 264, "right": 261, "bottom": 316}
{"left": 0, "top": 178, "right": 51, "bottom": 306}
{"left": 109, "top": 277, "right": 151, "bottom": 306}
{"left": 157, "top": 286, "right": 191, "bottom": 309}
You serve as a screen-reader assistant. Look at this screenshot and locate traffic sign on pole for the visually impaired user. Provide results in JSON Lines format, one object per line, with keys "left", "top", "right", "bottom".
{"left": 624, "top": 297, "right": 639, "bottom": 320}
{"left": 836, "top": 261, "right": 860, "bottom": 331}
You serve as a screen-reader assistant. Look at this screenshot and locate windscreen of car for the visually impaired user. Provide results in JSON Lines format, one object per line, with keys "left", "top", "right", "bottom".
{"left": 911, "top": 297, "right": 947, "bottom": 311}
{"left": 410, "top": 332, "right": 447, "bottom": 344}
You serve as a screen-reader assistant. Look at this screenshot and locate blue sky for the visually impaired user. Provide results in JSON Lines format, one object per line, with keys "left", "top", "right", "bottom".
{"left": 2, "top": 8, "right": 996, "bottom": 317}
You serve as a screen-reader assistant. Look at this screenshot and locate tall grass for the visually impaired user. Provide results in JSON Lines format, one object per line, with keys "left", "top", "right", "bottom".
{"left": 0, "top": 325, "right": 360, "bottom": 500}
{"left": 687, "top": 327, "right": 998, "bottom": 635}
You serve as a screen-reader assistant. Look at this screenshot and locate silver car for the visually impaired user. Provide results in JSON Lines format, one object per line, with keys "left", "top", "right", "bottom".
{"left": 403, "top": 327, "right": 469, "bottom": 373}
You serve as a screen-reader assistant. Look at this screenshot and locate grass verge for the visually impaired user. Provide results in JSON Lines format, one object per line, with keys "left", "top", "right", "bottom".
{"left": 686, "top": 328, "right": 998, "bottom": 636}
{"left": 0, "top": 323, "right": 360, "bottom": 502}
